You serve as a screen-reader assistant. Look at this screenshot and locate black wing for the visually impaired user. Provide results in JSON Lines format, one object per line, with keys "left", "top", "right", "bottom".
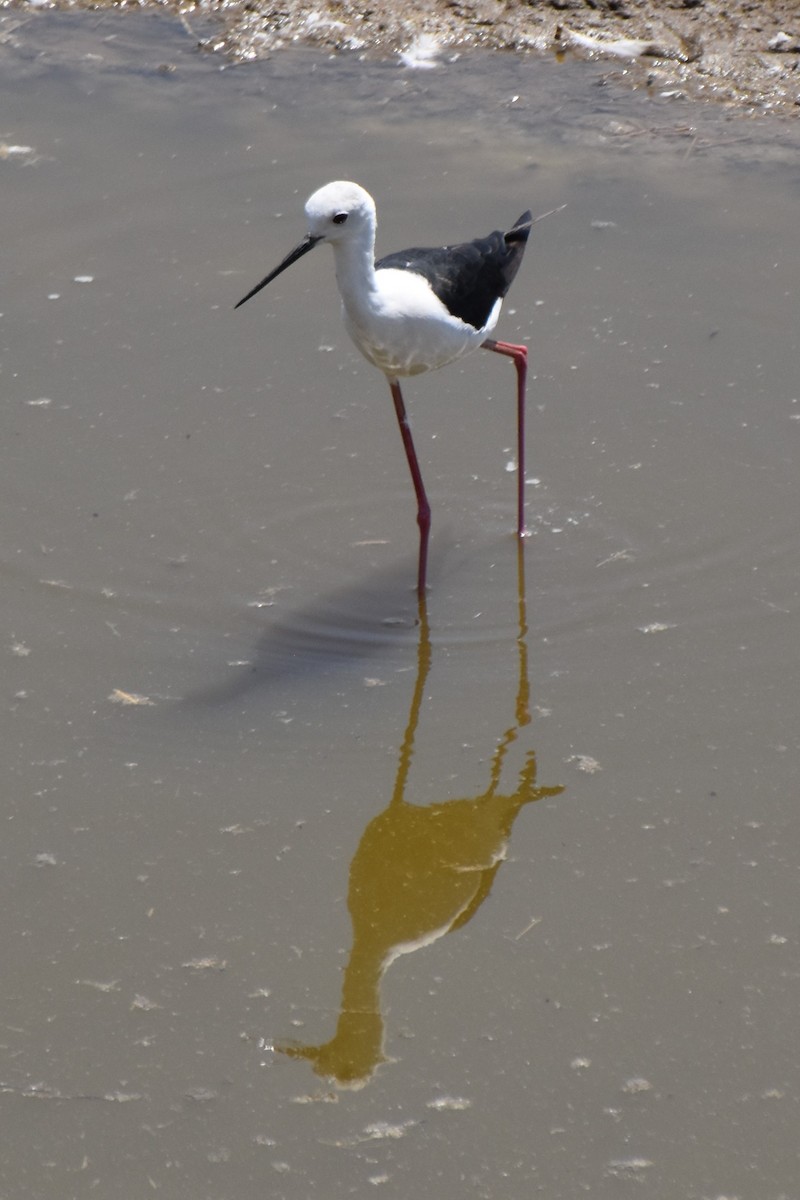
{"left": 376, "top": 210, "right": 532, "bottom": 331}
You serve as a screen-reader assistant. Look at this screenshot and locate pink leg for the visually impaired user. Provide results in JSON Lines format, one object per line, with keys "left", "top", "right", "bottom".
{"left": 481, "top": 338, "right": 528, "bottom": 537}
{"left": 389, "top": 379, "right": 431, "bottom": 597}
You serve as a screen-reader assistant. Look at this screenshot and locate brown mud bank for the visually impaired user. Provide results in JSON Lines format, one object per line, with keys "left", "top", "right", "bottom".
{"left": 6, "top": 0, "right": 800, "bottom": 112}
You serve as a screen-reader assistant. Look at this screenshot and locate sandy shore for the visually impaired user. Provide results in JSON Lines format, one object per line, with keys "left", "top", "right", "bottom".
{"left": 7, "top": 0, "right": 800, "bottom": 112}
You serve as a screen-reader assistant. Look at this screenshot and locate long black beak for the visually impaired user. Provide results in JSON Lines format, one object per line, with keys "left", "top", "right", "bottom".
{"left": 234, "top": 234, "right": 322, "bottom": 309}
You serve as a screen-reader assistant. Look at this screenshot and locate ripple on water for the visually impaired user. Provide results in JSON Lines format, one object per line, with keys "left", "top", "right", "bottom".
{"left": 239, "top": 484, "right": 637, "bottom": 660}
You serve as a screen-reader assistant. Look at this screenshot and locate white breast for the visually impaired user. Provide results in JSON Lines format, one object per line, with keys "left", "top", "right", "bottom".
{"left": 342, "top": 268, "right": 500, "bottom": 379}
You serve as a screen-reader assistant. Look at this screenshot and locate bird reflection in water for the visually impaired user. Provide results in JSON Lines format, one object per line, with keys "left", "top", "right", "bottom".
{"left": 276, "top": 543, "right": 564, "bottom": 1087}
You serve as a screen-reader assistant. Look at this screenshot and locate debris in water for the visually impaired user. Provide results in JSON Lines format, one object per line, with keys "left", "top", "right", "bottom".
{"left": 0, "top": 143, "right": 36, "bottom": 161}
{"left": 513, "top": 916, "right": 542, "bottom": 940}
{"left": 427, "top": 1095, "right": 472, "bottom": 1111}
{"left": 605, "top": 1157, "right": 654, "bottom": 1181}
{"left": 566, "top": 754, "right": 602, "bottom": 774}
{"left": 131, "top": 994, "right": 161, "bottom": 1011}
{"left": 363, "top": 1120, "right": 416, "bottom": 1140}
{"left": 108, "top": 688, "right": 155, "bottom": 706}
{"left": 622, "top": 1076, "right": 653, "bottom": 1094}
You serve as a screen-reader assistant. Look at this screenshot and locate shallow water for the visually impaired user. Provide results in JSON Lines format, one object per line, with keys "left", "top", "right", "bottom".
{"left": 2, "top": 12, "right": 799, "bottom": 1199}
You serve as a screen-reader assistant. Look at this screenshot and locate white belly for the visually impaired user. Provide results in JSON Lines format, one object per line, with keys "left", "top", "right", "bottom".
{"left": 342, "top": 268, "right": 500, "bottom": 379}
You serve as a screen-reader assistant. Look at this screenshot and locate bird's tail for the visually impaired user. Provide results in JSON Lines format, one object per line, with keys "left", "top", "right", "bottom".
{"left": 505, "top": 210, "right": 533, "bottom": 247}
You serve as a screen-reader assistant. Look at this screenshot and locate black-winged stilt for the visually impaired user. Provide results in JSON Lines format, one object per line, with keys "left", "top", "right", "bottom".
{"left": 235, "top": 181, "right": 532, "bottom": 596}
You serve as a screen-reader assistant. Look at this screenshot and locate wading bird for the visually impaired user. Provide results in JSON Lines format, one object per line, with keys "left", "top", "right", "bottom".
{"left": 236, "top": 181, "right": 531, "bottom": 596}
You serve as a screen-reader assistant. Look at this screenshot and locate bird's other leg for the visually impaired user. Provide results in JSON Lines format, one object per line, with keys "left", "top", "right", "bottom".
{"left": 481, "top": 338, "right": 528, "bottom": 537}
{"left": 389, "top": 379, "right": 431, "bottom": 597}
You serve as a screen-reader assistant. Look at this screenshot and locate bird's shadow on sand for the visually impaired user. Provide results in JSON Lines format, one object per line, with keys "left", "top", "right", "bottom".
{"left": 182, "top": 554, "right": 440, "bottom": 712}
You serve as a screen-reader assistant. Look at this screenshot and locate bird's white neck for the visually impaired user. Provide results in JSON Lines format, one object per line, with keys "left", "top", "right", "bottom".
{"left": 330, "top": 235, "right": 379, "bottom": 316}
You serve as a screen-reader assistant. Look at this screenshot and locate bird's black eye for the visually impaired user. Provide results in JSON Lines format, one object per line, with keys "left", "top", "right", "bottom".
{"left": 332, "top": 212, "right": 348, "bottom": 225}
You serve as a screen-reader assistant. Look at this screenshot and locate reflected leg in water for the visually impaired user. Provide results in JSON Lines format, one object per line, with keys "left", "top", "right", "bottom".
{"left": 275, "top": 546, "right": 564, "bottom": 1088}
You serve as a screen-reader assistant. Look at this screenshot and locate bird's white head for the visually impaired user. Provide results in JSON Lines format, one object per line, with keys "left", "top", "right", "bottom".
{"left": 304, "top": 181, "right": 376, "bottom": 245}
{"left": 234, "top": 181, "right": 377, "bottom": 311}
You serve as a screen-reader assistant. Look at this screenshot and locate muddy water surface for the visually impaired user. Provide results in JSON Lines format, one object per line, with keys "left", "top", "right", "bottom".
{"left": 2, "top": 13, "right": 799, "bottom": 1199}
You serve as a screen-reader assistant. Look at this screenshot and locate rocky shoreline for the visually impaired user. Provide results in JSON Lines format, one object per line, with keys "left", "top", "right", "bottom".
{"left": 7, "top": 0, "right": 800, "bottom": 112}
